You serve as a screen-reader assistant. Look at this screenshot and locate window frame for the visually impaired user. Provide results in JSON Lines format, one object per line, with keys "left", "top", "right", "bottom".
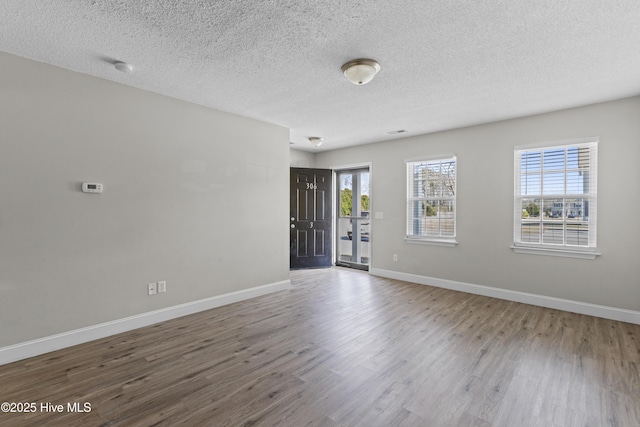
{"left": 406, "top": 154, "right": 458, "bottom": 247}
{"left": 512, "top": 138, "right": 600, "bottom": 259}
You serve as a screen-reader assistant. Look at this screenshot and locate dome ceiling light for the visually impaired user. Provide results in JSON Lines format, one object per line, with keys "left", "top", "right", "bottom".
{"left": 114, "top": 61, "right": 134, "bottom": 73}
{"left": 341, "top": 58, "right": 380, "bottom": 85}
{"left": 308, "top": 137, "right": 324, "bottom": 147}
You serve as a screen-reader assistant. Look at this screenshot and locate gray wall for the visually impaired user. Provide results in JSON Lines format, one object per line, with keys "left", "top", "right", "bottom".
{"left": 290, "top": 148, "right": 315, "bottom": 168}
{"left": 0, "top": 52, "right": 290, "bottom": 346}
{"left": 315, "top": 97, "right": 640, "bottom": 311}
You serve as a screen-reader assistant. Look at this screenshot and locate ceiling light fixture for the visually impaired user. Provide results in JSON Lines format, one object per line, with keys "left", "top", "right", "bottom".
{"left": 341, "top": 58, "right": 380, "bottom": 85}
{"left": 308, "top": 137, "right": 324, "bottom": 147}
{"left": 114, "top": 61, "right": 134, "bottom": 73}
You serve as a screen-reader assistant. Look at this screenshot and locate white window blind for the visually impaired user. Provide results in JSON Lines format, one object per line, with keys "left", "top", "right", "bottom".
{"left": 407, "top": 156, "right": 456, "bottom": 241}
{"left": 514, "top": 139, "right": 598, "bottom": 252}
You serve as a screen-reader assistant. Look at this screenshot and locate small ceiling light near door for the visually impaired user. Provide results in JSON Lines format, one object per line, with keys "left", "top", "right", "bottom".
{"left": 341, "top": 58, "right": 380, "bottom": 85}
{"left": 114, "top": 61, "right": 134, "bottom": 73}
{"left": 309, "top": 137, "right": 324, "bottom": 147}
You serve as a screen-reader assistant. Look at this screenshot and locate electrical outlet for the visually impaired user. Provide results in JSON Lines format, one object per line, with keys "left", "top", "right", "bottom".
{"left": 158, "top": 280, "right": 167, "bottom": 293}
{"left": 393, "top": 254, "right": 398, "bottom": 262}
{"left": 148, "top": 282, "right": 157, "bottom": 295}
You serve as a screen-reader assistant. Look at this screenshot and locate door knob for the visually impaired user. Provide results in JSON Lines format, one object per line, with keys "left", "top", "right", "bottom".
{"left": 290, "top": 217, "right": 295, "bottom": 221}
{"left": 290, "top": 224, "right": 296, "bottom": 228}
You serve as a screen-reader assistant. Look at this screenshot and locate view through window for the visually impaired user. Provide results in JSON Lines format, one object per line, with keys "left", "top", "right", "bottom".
{"left": 514, "top": 139, "right": 598, "bottom": 249}
{"left": 406, "top": 156, "right": 457, "bottom": 241}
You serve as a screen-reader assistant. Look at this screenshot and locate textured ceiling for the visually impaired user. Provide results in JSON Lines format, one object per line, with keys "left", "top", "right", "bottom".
{"left": 1, "top": 1, "right": 639, "bottom": 151}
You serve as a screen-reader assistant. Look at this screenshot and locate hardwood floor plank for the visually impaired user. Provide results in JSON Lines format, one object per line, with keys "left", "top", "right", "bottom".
{"left": 1, "top": 267, "right": 639, "bottom": 426}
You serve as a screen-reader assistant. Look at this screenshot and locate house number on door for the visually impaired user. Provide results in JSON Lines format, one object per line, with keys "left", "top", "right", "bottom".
{"left": 306, "top": 183, "right": 317, "bottom": 190}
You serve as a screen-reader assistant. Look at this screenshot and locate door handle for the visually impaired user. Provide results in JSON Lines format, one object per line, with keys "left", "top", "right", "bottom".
{"left": 290, "top": 224, "right": 296, "bottom": 228}
{"left": 290, "top": 217, "right": 295, "bottom": 221}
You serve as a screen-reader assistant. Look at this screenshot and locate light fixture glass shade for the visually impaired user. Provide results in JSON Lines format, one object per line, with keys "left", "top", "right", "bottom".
{"left": 341, "top": 58, "right": 380, "bottom": 85}
{"left": 114, "top": 61, "right": 133, "bottom": 73}
{"left": 308, "top": 137, "right": 324, "bottom": 147}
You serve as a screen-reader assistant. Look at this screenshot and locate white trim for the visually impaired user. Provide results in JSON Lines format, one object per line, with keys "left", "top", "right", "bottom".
{"left": 514, "top": 136, "right": 599, "bottom": 151}
{"left": 332, "top": 162, "right": 374, "bottom": 268}
{"left": 514, "top": 138, "right": 599, "bottom": 251}
{"left": 0, "top": 279, "right": 291, "bottom": 366}
{"left": 330, "top": 161, "right": 372, "bottom": 171}
{"left": 406, "top": 156, "right": 457, "bottom": 240}
{"left": 369, "top": 268, "right": 640, "bottom": 325}
{"left": 404, "top": 153, "right": 457, "bottom": 163}
{"left": 511, "top": 244, "right": 601, "bottom": 259}
{"left": 405, "top": 237, "right": 458, "bottom": 247}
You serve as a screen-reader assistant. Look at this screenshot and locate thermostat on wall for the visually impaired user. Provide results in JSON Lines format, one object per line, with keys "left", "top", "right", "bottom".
{"left": 82, "top": 182, "right": 103, "bottom": 193}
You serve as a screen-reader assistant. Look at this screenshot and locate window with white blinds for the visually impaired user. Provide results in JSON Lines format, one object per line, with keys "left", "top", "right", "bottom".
{"left": 514, "top": 138, "right": 598, "bottom": 257}
{"left": 407, "top": 156, "right": 456, "bottom": 244}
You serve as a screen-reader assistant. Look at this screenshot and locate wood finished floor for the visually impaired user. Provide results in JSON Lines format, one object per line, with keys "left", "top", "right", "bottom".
{"left": 1, "top": 268, "right": 639, "bottom": 426}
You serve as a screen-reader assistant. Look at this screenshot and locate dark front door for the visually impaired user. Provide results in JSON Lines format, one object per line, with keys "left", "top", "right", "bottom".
{"left": 290, "top": 168, "right": 332, "bottom": 269}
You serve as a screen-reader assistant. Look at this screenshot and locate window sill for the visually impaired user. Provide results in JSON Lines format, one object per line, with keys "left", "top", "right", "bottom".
{"left": 511, "top": 244, "right": 601, "bottom": 259}
{"left": 405, "top": 237, "right": 458, "bottom": 247}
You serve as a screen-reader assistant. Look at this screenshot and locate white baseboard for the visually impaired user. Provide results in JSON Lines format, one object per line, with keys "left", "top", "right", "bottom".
{"left": 0, "top": 279, "right": 291, "bottom": 366}
{"left": 370, "top": 268, "right": 640, "bottom": 325}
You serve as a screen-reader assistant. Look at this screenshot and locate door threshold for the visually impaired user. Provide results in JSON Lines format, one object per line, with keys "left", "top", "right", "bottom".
{"left": 335, "top": 262, "right": 369, "bottom": 271}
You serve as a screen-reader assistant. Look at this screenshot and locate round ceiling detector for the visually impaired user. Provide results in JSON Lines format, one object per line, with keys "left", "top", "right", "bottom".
{"left": 341, "top": 58, "right": 380, "bottom": 85}
{"left": 114, "top": 61, "right": 134, "bottom": 73}
{"left": 308, "top": 137, "right": 324, "bottom": 147}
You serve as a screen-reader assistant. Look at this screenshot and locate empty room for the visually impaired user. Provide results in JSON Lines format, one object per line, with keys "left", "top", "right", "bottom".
{"left": 1, "top": 1, "right": 639, "bottom": 426}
